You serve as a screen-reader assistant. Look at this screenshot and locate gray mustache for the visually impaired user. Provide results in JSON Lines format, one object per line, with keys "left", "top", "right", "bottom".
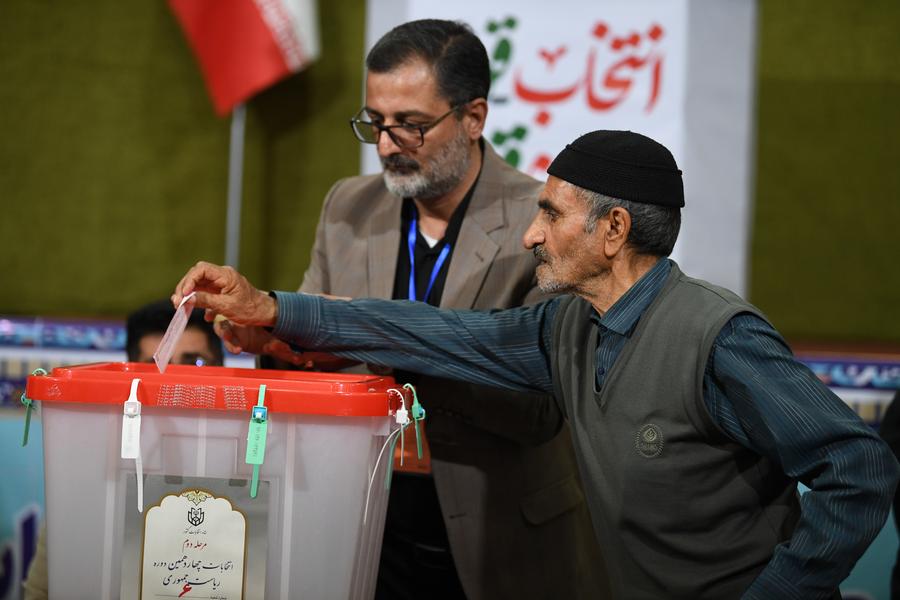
{"left": 381, "top": 154, "right": 420, "bottom": 171}
{"left": 533, "top": 246, "right": 548, "bottom": 262}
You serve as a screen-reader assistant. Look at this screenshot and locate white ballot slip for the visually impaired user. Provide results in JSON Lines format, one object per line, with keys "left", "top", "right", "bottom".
{"left": 152, "top": 292, "right": 197, "bottom": 373}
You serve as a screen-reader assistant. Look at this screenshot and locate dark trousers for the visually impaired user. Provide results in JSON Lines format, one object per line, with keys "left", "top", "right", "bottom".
{"left": 375, "top": 473, "right": 467, "bottom": 600}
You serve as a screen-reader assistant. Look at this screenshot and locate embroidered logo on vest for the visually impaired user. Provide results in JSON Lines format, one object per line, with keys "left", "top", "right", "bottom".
{"left": 635, "top": 424, "right": 664, "bottom": 458}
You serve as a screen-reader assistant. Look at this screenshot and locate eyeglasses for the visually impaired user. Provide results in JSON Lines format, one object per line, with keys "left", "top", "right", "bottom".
{"left": 140, "top": 353, "right": 218, "bottom": 367}
{"left": 349, "top": 105, "right": 460, "bottom": 149}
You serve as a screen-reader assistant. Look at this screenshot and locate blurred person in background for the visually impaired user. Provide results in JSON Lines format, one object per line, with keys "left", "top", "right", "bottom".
{"left": 125, "top": 298, "right": 224, "bottom": 367}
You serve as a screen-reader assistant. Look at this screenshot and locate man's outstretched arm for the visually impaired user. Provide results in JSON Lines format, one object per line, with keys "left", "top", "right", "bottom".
{"left": 273, "top": 291, "right": 557, "bottom": 394}
{"left": 174, "top": 261, "right": 558, "bottom": 394}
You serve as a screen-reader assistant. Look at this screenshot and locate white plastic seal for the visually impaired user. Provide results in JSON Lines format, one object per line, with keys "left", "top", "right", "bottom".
{"left": 121, "top": 378, "right": 144, "bottom": 512}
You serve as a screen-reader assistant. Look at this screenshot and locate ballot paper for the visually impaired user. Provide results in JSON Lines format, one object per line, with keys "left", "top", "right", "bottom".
{"left": 152, "top": 292, "right": 196, "bottom": 373}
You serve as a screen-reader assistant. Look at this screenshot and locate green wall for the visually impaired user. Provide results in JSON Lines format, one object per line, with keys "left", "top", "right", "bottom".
{"left": 752, "top": 1, "right": 900, "bottom": 344}
{"left": 0, "top": 0, "right": 365, "bottom": 316}
{"left": 0, "top": 1, "right": 898, "bottom": 345}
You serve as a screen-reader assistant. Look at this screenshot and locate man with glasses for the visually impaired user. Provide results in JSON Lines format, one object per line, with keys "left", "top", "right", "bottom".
{"left": 283, "top": 18, "right": 606, "bottom": 600}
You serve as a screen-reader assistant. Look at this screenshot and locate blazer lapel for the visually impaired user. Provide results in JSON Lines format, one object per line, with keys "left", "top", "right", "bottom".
{"left": 441, "top": 149, "right": 506, "bottom": 309}
{"left": 367, "top": 190, "right": 402, "bottom": 299}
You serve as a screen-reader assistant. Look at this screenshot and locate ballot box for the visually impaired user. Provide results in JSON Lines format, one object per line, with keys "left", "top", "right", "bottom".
{"left": 25, "top": 362, "right": 405, "bottom": 600}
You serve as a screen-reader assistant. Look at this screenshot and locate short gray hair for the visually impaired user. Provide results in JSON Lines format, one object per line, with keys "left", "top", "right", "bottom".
{"left": 572, "top": 184, "right": 681, "bottom": 257}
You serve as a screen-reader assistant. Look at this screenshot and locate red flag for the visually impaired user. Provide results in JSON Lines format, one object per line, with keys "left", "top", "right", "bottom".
{"left": 169, "top": 0, "right": 320, "bottom": 116}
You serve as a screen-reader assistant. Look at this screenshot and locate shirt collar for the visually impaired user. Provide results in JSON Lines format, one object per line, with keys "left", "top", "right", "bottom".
{"left": 589, "top": 258, "right": 672, "bottom": 336}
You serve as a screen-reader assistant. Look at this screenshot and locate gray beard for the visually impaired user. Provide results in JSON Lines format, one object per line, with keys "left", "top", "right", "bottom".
{"left": 536, "top": 270, "right": 574, "bottom": 294}
{"left": 381, "top": 131, "right": 471, "bottom": 200}
{"left": 537, "top": 278, "right": 569, "bottom": 294}
{"left": 534, "top": 246, "right": 573, "bottom": 294}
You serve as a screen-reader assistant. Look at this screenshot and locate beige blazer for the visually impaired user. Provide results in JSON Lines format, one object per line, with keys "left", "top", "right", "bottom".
{"left": 300, "top": 143, "right": 609, "bottom": 599}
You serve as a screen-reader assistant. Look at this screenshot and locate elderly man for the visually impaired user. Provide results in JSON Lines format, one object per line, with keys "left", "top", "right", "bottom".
{"left": 175, "top": 130, "right": 898, "bottom": 599}
{"left": 260, "top": 18, "right": 605, "bottom": 600}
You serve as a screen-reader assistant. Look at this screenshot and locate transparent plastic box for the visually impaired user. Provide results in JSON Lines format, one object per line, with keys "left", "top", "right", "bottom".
{"left": 26, "top": 362, "right": 404, "bottom": 600}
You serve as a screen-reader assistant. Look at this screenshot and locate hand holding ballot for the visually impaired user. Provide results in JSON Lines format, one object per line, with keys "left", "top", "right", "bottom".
{"left": 173, "top": 261, "right": 355, "bottom": 368}
{"left": 172, "top": 261, "right": 281, "bottom": 357}
{"left": 173, "top": 261, "right": 277, "bottom": 327}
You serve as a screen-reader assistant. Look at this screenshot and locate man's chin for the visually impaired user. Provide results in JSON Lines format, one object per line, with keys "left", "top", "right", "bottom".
{"left": 383, "top": 172, "right": 425, "bottom": 198}
{"left": 538, "top": 282, "right": 564, "bottom": 294}
{"left": 535, "top": 270, "right": 573, "bottom": 294}
{"left": 537, "top": 273, "right": 569, "bottom": 294}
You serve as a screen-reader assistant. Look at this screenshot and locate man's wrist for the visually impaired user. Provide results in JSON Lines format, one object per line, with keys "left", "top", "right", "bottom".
{"left": 270, "top": 290, "right": 322, "bottom": 344}
{"left": 258, "top": 290, "right": 278, "bottom": 326}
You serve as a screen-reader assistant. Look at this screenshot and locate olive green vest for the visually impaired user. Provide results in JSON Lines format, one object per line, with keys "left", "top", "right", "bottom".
{"left": 550, "top": 263, "right": 800, "bottom": 599}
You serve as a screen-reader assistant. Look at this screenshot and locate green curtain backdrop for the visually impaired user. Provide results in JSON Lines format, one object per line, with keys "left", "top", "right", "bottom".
{"left": 0, "top": 0, "right": 366, "bottom": 316}
{"left": 1, "top": 1, "right": 898, "bottom": 345}
{"left": 752, "top": 1, "right": 900, "bottom": 345}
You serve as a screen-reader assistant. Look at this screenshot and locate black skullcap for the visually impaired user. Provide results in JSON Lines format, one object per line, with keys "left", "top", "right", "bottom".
{"left": 547, "top": 130, "right": 684, "bottom": 207}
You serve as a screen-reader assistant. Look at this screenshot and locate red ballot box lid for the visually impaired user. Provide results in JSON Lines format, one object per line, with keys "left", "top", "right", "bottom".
{"left": 26, "top": 362, "right": 403, "bottom": 416}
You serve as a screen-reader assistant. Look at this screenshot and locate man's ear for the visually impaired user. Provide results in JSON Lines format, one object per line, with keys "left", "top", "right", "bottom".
{"left": 603, "top": 207, "right": 631, "bottom": 259}
{"left": 463, "top": 98, "right": 488, "bottom": 140}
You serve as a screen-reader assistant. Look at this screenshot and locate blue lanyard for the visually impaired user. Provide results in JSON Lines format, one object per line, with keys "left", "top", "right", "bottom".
{"left": 407, "top": 211, "right": 451, "bottom": 303}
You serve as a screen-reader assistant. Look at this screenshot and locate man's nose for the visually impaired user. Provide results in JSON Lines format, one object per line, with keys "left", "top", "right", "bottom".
{"left": 377, "top": 130, "right": 403, "bottom": 156}
{"left": 523, "top": 218, "right": 544, "bottom": 249}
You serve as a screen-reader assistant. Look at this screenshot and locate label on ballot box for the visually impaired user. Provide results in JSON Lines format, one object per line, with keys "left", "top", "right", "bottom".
{"left": 121, "top": 474, "right": 269, "bottom": 600}
{"left": 142, "top": 490, "right": 245, "bottom": 598}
